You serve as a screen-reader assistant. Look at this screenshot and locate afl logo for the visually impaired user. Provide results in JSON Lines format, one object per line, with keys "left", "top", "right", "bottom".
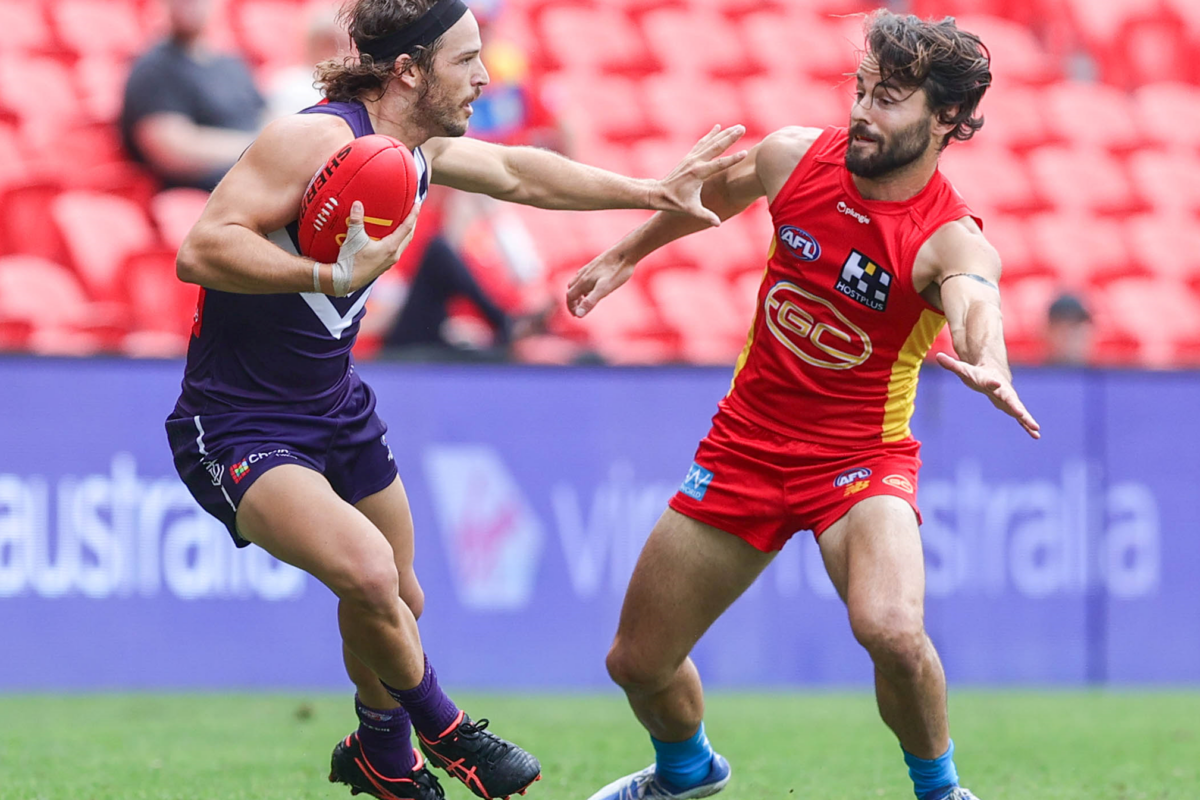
{"left": 764, "top": 282, "right": 872, "bottom": 370}
{"left": 778, "top": 226, "right": 821, "bottom": 262}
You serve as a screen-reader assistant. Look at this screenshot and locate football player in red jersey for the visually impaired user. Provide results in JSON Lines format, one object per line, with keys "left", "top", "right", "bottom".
{"left": 569, "top": 11, "right": 1037, "bottom": 800}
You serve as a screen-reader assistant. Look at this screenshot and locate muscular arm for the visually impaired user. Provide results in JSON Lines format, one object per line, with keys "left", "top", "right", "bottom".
{"left": 176, "top": 115, "right": 351, "bottom": 294}
{"left": 566, "top": 127, "right": 821, "bottom": 316}
{"left": 919, "top": 218, "right": 1040, "bottom": 438}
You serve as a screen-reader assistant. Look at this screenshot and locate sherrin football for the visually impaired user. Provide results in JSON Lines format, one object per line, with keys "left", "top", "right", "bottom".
{"left": 298, "top": 134, "right": 419, "bottom": 264}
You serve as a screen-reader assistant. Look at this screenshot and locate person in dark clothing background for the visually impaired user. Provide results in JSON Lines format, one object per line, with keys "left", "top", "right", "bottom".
{"left": 121, "top": 0, "right": 265, "bottom": 191}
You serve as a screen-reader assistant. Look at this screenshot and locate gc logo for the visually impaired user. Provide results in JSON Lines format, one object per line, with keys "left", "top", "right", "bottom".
{"left": 764, "top": 281, "right": 872, "bottom": 370}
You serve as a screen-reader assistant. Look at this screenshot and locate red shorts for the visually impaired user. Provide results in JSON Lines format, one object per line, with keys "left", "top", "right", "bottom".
{"left": 668, "top": 408, "right": 923, "bottom": 552}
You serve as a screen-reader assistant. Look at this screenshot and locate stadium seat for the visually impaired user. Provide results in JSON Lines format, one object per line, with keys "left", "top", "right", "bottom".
{"left": 234, "top": 0, "right": 305, "bottom": 69}
{"left": 0, "top": 254, "right": 125, "bottom": 354}
{"left": 119, "top": 247, "right": 197, "bottom": 356}
{"left": 51, "top": 190, "right": 158, "bottom": 302}
{"left": 75, "top": 55, "right": 130, "bottom": 123}
{"left": 647, "top": 268, "right": 745, "bottom": 363}
{"left": 1061, "top": 0, "right": 1162, "bottom": 53}
{"left": 1026, "top": 211, "right": 1136, "bottom": 287}
{"left": 1123, "top": 213, "right": 1200, "bottom": 284}
{"left": 545, "top": 72, "right": 653, "bottom": 141}
{"left": 0, "top": 123, "right": 30, "bottom": 192}
{"left": 1099, "top": 276, "right": 1200, "bottom": 366}
{"left": 1126, "top": 148, "right": 1200, "bottom": 217}
{"left": 972, "top": 86, "right": 1051, "bottom": 151}
{"left": 640, "top": 8, "right": 754, "bottom": 79}
{"left": 151, "top": 188, "right": 210, "bottom": 251}
{"left": 953, "top": 15, "right": 1059, "bottom": 85}
{"left": 1134, "top": 83, "right": 1200, "bottom": 150}
{"left": 0, "top": 55, "right": 83, "bottom": 133}
{"left": 997, "top": 274, "right": 1058, "bottom": 362}
{"left": 0, "top": 1, "right": 54, "bottom": 54}
{"left": 939, "top": 142, "right": 1041, "bottom": 216}
{"left": 1040, "top": 82, "right": 1145, "bottom": 152}
{"left": 641, "top": 73, "right": 745, "bottom": 141}
{"left": 0, "top": 180, "right": 67, "bottom": 263}
{"left": 1097, "top": 15, "right": 1193, "bottom": 87}
{"left": 739, "top": 76, "right": 846, "bottom": 134}
{"left": 539, "top": 7, "right": 649, "bottom": 73}
{"left": 981, "top": 214, "right": 1041, "bottom": 281}
{"left": 52, "top": 0, "right": 146, "bottom": 58}
{"left": 1025, "top": 145, "right": 1140, "bottom": 216}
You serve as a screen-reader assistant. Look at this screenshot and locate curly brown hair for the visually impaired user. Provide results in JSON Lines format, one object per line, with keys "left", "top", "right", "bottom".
{"left": 863, "top": 10, "right": 992, "bottom": 148}
{"left": 316, "top": 0, "right": 445, "bottom": 103}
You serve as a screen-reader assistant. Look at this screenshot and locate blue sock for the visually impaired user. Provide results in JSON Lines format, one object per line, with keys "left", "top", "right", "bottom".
{"left": 652, "top": 723, "right": 715, "bottom": 791}
{"left": 903, "top": 740, "right": 959, "bottom": 800}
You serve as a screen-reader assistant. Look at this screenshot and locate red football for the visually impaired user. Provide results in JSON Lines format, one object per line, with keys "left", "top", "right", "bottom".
{"left": 297, "top": 134, "right": 419, "bottom": 264}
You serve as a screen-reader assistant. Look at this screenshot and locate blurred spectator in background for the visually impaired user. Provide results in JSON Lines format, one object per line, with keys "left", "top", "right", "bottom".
{"left": 1046, "top": 293, "right": 1094, "bottom": 365}
{"left": 265, "top": 3, "right": 350, "bottom": 121}
{"left": 120, "top": 0, "right": 265, "bottom": 191}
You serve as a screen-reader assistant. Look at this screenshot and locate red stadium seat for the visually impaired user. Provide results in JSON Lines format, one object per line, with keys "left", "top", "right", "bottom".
{"left": 1126, "top": 148, "right": 1200, "bottom": 217}
{"left": 539, "top": 7, "right": 649, "bottom": 74}
{"left": 0, "top": 123, "right": 30, "bottom": 191}
{"left": 0, "top": 2, "right": 54, "bottom": 54}
{"left": 151, "top": 188, "right": 210, "bottom": 251}
{"left": 1097, "top": 15, "right": 1193, "bottom": 87}
{"left": 0, "top": 55, "right": 83, "bottom": 133}
{"left": 1134, "top": 83, "right": 1200, "bottom": 150}
{"left": 1061, "top": 0, "right": 1161, "bottom": 53}
{"left": 1040, "top": 82, "right": 1145, "bottom": 152}
{"left": 641, "top": 8, "right": 754, "bottom": 79}
{"left": 648, "top": 268, "right": 745, "bottom": 363}
{"left": 75, "top": 55, "right": 131, "bottom": 123}
{"left": 1123, "top": 214, "right": 1200, "bottom": 284}
{"left": 982, "top": 214, "right": 1041, "bottom": 281}
{"left": 1025, "top": 145, "right": 1140, "bottom": 216}
{"left": 641, "top": 73, "right": 745, "bottom": 142}
{"left": 234, "top": 0, "right": 305, "bottom": 69}
{"left": 939, "top": 143, "right": 1041, "bottom": 216}
{"left": 1026, "top": 211, "right": 1136, "bottom": 288}
{"left": 52, "top": 190, "right": 157, "bottom": 302}
{"left": 545, "top": 72, "right": 653, "bottom": 142}
{"left": 998, "top": 274, "right": 1058, "bottom": 362}
{"left": 0, "top": 180, "right": 67, "bottom": 263}
{"left": 1099, "top": 276, "right": 1200, "bottom": 366}
{"left": 972, "top": 86, "right": 1051, "bottom": 151}
{"left": 119, "top": 247, "right": 197, "bottom": 356}
{"left": 52, "top": 0, "right": 146, "bottom": 58}
{"left": 953, "top": 15, "right": 1059, "bottom": 85}
{"left": 740, "top": 11, "right": 861, "bottom": 83}
{"left": 0, "top": 254, "right": 125, "bottom": 354}
{"left": 739, "top": 76, "right": 847, "bottom": 134}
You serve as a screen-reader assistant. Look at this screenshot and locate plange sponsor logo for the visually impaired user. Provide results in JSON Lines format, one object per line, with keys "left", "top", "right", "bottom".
{"left": 837, "top": 201, "right": 871, "bottom": 224}
{"left": 834, "top": 467, "right": 872, "bottom": 487}
{"left": 764, "top": 281, "right": 873, "bottom": 370}
{"left": 836, "top": 250, "right": 892, "bottom": 312}
{"left": 777, "top": 225, "right": 821, "bottom": 261}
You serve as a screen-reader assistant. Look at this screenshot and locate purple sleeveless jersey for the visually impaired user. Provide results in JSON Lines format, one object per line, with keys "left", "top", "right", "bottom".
{"left": 166, "top": 101, "right": 429, "bottom": 545}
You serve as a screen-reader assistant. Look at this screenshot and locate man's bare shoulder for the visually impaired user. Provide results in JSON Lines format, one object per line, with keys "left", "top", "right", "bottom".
{"left": 915, "top": 215, "right": 1002, "bottom": 289}
{"left": 756, "top": 126, "right": 824, "bottom": 202}
{"left": 241, "top": 113, "right": 355, "bottom": 180}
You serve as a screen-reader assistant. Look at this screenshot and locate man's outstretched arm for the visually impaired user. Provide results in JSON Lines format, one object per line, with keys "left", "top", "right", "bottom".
{"left": 566, "top": 126, "right": 820, "bottom": 317}
{"left": 927, "top": 218, "right": 1041, "bottom": 439}
{"left": 425, "top": 124, "right": 746, "bottom": 222}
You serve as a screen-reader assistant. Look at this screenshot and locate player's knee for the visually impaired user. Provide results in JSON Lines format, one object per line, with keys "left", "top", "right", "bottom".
{"left": 850, "top": 605, "right": 926, "bottom": 668}
{"left": 606, "top": 640, "right": 672, "bottom": 692}
{"left": 337, "top": 557, "right": 401, "bottom": 615}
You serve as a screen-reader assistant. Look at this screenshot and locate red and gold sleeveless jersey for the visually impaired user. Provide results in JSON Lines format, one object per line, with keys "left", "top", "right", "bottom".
{"left": 724, "top": 127, "right": 979, "bottom": 446}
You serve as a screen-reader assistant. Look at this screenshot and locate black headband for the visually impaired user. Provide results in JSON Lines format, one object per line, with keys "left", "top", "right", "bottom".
{"left": 358, "top": 0, "right": 470, "bottom": 63}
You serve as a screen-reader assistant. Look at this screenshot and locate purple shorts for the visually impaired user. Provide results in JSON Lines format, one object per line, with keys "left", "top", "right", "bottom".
{"left": 166, "top": 377, "right": 397, "bottom": 546}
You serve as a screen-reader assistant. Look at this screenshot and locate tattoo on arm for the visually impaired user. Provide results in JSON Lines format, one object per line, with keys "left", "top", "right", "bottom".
{"left": 939, "top": 272, "right": 998, "bottom": 290}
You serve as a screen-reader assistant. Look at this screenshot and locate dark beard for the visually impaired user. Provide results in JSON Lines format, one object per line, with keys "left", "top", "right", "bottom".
{"left": 845, "top": 116, "right": 932, "bottom": 179}
{"left": 413, "top": 74, "right": 468, "bottom": 137}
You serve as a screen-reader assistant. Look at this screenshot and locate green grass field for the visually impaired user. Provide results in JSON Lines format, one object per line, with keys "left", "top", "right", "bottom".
{"left": 1, "top": 691, "right": 1197, "bottom": 800}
